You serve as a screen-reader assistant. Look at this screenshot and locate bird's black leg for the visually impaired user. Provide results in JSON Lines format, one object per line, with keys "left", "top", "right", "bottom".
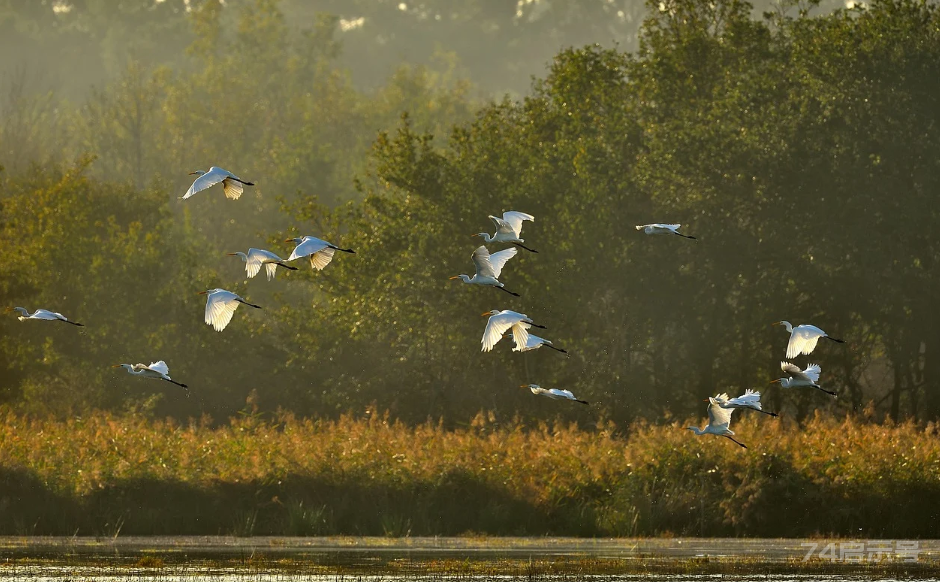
{"left": 813, "top": 384, "right": 837, "bottom": 397}
{"left": 674, "top": 232, "right": 697, "bottom": 240}
{"left": 724, "top": 435, "right": 748, "bottom": 448}
{"left": 329, "top": 245, "right": 356, "bottom": 254}
{"left": 823, "top": 336, "right": 846, "bottom": 344}
{"left": 275, "top": 262, "right": 298, "bottom": 271}
{"left": 757, "top": 409, "right": 779, "bottom": 418}
{"left": 237, "top": 300, "right": 263, "bottom": 309}
{"left": 575, "top": 399, "right": 589, "bottom": 405}
{"left": 495, "top": 286, "right": 520, "bottom": 297}
{"left": 235, "top": 178, "right": 255, "bottom": 186}
{"left": 512, "top": 242, "right": 539, "bottom": 253}
{"left": 545, "top": 344, "right": 569, "bottom": 357}
{"left": 60, "top": 319, "right": 84, "bottom": 327}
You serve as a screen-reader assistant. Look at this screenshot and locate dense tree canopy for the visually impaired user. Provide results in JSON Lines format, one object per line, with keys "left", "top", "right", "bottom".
{"left": 1, "top": 0, "right": 938, "bottom": 425}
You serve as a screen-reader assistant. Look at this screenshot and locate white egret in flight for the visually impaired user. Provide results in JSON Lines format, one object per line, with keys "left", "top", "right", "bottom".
{"left": 7, "top": 307, "right": 83, "bottom": 326}
{"left": 450, "top": 246, "right": 520, "bottom": 297}
{"left": 228, "top": 248, "right": 298, "bottom": 280}
{"left": 687, "top": 397, "right": 747, "bottom": 448}
{"left": 181, "top": 166, "right": 254, "bottom": 200}
{"left": 712, "top": 390, "right": 777, "bottom": 417}
{"left": 113, "top": 361, "right": 188, "bottom": 391}
{"left": 480, "top": 309, "right": 545, "bottom": 352}
{"left": 474, "top": 211, "right": 537, "bottom": 252}
{"left": 635, "top": 223, "right": 696, "bottom": 240}
{"left": 522, "top": 384, "right": 588, "bottom": 405}
{"left": 774, "top": 321, "right": 845, "bottom": 359}
{"left": 199, "top": 289, "right": 261, "bottom": 332}
{"left": 507, "top": 322, "right": 568, "bottom": 356}
{"left": 771, "top": 361, "right": 836, "bottom": 396}
{"left": 285, "top": 236, "right": 355, "bottom": 271}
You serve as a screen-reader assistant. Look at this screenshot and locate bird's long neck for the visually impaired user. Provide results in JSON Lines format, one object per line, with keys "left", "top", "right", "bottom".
{"left": 783, "top": 321, "right": 794, "bottom": 333}
{"left": 687, "top": 426, "right": 704, "bottom": 435}
{"left": 457, "top": 274, "right": 472, "bottom": 283}
{"left": 13, "top": 307, "right": 30, "bottom": 317}
{"left": 234, "top": 252, "right": 248, "bottom": 262}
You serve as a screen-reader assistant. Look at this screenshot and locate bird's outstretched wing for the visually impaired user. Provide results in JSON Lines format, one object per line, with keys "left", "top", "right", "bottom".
{"left": 471, "top": 246, "right": 496, "bottom": 278}
{"left": 707, "top": 399, "right": 734, "bottom": 430}
{"left": 482, "top": 312, "right": 526, "bottom": 352}
{"left": 549, "top": 389, "right": 576, "bottom": 400}
{"left": 487, "top": 247, "right": 518, "bottom": 278}
{"left": 510, "top": 321, "right": 530, "bottom": 352}
{"left": 728, "top": 391, "right": 761, "bottom": 407}
{"left": 288, "top": 237, "right": 329, "bottom": 261}
{"left": 657, "top": 224, "right": 681, "bottom": 230}
{"left": 205, "top": 291, "right": 240, "bottom": 332}
{"left": 221, "top": 177, "right": 244, "bottom": 200}
{"left": 309, "top": 248, "right": 336, "bottom": 271}
{"left": 787, "top": 326, "right": 823, "bottom": 359}
{"left": 780, "top": 361, "right": 804, "bottom": 376}
{"left": 244, "top": 249, "right": 266, "bottom": 279}
{"left": 148, "top": 361, "right": 170, "bottom": 376}
{"left": 802, "top": 364, "right": 822, "bottom": 383}
{"left": 183, "top": 168, "right": 227, "bottom": 200}
{"left": 501, "top": 211, "right": 534, "bottom": 236}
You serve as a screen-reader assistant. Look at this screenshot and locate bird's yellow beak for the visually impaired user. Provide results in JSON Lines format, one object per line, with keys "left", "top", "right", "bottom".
{"left": 197, "top": 291, "right": 207, "bottom": 295}
{"left": 188, "top": 171, "right": 199, "bottom": 175}
{"left": 769, "top": 379, "right": 781, "bottom": 384}
{"left": 283, "top": 238, "right": 295, "bottom": 243}
{"left": 481, "top": 312, "right": 492, "bottom": 316}
{"left": 449, "top": 276, "right": 460, "bottom": 280}
{"left": 772, "top": 321, "right": 782, "bottom": 326}
{"left": 226, "top": 253, "right": 237, "bottom": 256}
{"left": 471, "top": 234, "right": 480, "bottom": 237}
{"left": 111, "top": 364, "right": 122, "bottom": 368}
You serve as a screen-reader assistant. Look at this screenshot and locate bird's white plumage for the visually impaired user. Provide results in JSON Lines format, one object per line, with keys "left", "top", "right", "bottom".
{"left": 203, "top": 289, "right": 247, "bottom": 332}
{"left": 526, "top": 384, "right": 585, "bottom": 403}
{"left": 481, "top": 310, "right": 531, "bottom": 352}
{"left": 780, "top": 361, "right": 822, "bottom": 384}
{"left": 287, "top": 236, "right": 338, "bottom": 271}
{"left": 233, "top": 248, "right": 292, "bottom": 280}
{"left": 148, "top": 360, "right": 170, "bottom": 376}
{"left": 706, "top": 397, "right": 734, "bottom": 432}
{"left": 714, "top": 389, "right": 766, "bottom": 411}
{"left": 777, "top": 321, "right": 834, "bottom": 359}
{"left": 11, "top": 307, "right": 78, "bottom": 324}
{"left": 489, "top": 211, "right": 534, "bottom": 239}
{"left": 182, "top": 167, "right": 248, "bottom": 200}
{"left": 472, "top": 246, "right": 517, "bottom": 279}
{"left": 509, "top": 323, "right": 551, "bottom": 352}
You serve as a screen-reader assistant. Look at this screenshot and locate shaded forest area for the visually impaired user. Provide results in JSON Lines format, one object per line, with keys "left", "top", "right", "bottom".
{"left": 1, "top": 0, "right": 939, "bottom": 426}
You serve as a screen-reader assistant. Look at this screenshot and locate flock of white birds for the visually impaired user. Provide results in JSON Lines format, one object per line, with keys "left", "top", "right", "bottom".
{"left": 7, "top": 166, "right": 846, "bottom": 445}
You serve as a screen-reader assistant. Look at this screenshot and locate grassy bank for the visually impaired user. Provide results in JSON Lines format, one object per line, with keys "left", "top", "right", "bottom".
{"left": 0, "top": 410, "right": 938, "bottom": 537}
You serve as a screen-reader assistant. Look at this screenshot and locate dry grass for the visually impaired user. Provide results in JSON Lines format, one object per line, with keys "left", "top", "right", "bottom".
{"left": 0, "top": 408, "right": 937, "bottom": 536}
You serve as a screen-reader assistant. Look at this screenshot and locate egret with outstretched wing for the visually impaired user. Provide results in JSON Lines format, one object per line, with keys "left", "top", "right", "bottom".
{"left": 181, "top": 166, "right": 253, "bottom": 200}
{"left": 687, "top": 398, "right": 747, "bottom": 448}
{"left": 474, "top": 211, "right": 537, "bottom": 252}
{"left": 771, "top": 361, "right": 836, "bottom": 396}
{"left": 450, "top": 246, "right": 520, "bottom": 297}
{"left": 113, "top": 361, "right": 188, "bottom": 391}
{"left": 713, "top": 390, "right": 777, "bottom": 417}
{"left": 285, "top": 236, "right": 355, "bottom": 271}
{"left": 228, "top": 248, "right": 297, "bottom": 280}
{"left": 522, "top": 384, "right": 588, "bottom": 405}
{"left": 480, "top": 309, "right": 545, "bottom": 352}
{"left": 7, "top": 307, "right": 83, "bottom": 326}
{"left": 635, "top": 223, "right": 696, "bottom": 240}
{"left": 774, "top": 321, "right": 845, "bottom": 359}
{"left": 507, "top": 322, "right": 568, "bottom": 356}
{"left": 199, "top": 289, "right": 261, "bottom": 332}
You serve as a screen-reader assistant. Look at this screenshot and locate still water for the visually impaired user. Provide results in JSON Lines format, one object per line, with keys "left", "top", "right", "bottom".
{"left": 1, "top": 537, "right": 937, "bottom": 581}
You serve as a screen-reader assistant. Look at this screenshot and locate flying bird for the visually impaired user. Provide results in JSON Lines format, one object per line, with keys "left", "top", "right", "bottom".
{"left": 712, "top": 389, "right": 777, "bottom": 417}
{"left": 687, "top": 397, "right": 747, "bottom": 448}
{"left": 7, "top": 307, "right": 83, "bottom": 326}
{"left": 285, "top": 236, "right": 355, "bottom": 271}
{"left": 181, "top": 166, "right": 253, "bottom": 200}
{"left": 771, "top": 361, "right": 836, "bottom": 396}
{"left": 635, "top": 223, "right": 696, "bottom": 240}
{"left": 522, "top": 384, "right": 588, "bottom": 405}
{"left": 474, "top": 211, "right": 537, "bottom": 252}
{"left": 228, "top": 248, "right": 297, "bottom": 280}
{"left": 450, "top": 246, "right": 520, "bottom": 297}
{"left": 507, "top": 322, "right": 568, "bottom": 356}
{"left": 113, "top": 361, "right": 188, "bottom": 391}
{"left": 199, "top": 289, "right": 261, "bottom": 332}
{"left": 774, "top": 321, "right": 845, "bottom": 359}
{"left": 480, "top": 309, "right": 545, "bottom": 353}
